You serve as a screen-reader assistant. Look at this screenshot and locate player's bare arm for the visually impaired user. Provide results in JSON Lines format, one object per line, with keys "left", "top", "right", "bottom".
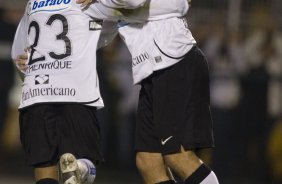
{"left": 14, "top": 53, "right": 28, "bottom": 73}
{"left": 14, "top": 53, "right": 28, "bottom": 81}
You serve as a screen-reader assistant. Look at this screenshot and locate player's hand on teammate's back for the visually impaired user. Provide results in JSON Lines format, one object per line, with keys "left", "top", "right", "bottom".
{"left": 15, "top": 53, "right": 28, "bottom": 73}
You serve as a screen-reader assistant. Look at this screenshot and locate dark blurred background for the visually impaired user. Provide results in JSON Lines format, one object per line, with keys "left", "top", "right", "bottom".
{"left": 0, "top": 0, "right": 282, "bottom": 183}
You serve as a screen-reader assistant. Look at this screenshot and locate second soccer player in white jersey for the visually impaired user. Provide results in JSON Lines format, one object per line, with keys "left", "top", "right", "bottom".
{"left": 79, "top": 0, "right": 220, "bottom": 184}
{"left": 11, "top": 0, "right": 190, "bottom": 184}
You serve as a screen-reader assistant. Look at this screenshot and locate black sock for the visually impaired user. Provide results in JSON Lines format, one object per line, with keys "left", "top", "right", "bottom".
{"left": 156, "top": 180, "right": 176, "bottom": 184}
{"left": 184, "top": 164, "right": 211, "bottom": 184}
{"left": 36, "top": 178, "right": 59, "bottom": 184}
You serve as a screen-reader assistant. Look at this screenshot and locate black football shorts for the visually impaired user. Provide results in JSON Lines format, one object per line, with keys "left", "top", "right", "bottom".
{"left": 19, "top": 104, "right": 103, "bottom": 167}
{"left": 135, "top": 46, "right": 215, "bottom": 155}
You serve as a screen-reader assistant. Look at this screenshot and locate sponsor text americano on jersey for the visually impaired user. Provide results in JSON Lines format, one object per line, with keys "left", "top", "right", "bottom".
{"left": 22, "top": 85, "right": 76, "bottom": 101}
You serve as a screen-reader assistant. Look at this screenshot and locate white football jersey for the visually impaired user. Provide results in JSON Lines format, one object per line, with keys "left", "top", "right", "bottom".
{"left": 12, "top": 0, "right": 105, "bottom": 109}
{"left": 91, "top": 0, "right": 193, "bottom": 84}
{"left": 118, "top": 17, "right": 196, "bottom": 84}
{"left": 12, "top": 0, "right": 192, "bottom": 108}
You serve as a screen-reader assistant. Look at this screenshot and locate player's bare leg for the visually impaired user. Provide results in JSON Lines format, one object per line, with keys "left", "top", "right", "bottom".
{"left": 34, "top": 166, "right": 59, "bottom": 183}
{"left": 164, "top": 147, "right": 202, "bottom": 180}
{"left": 136, "top": 152, "right": 171, "bottom": 184}
{"left": 164, "top": 147, "right": 219, "bottom": 183}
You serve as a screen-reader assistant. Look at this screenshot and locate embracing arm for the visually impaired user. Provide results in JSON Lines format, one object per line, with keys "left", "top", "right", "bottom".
{"left": 97, "top": 21, "right": 119, "bottom": 49}
{"left": 11, "top": 14, "right": 29, "bottom": 81}
{"left": 11, "top": 16, "right": 28, "bottom": 61}
{"left": 81, "top": 0, "right": 147, "bottom": 20}
{"left": 14, "top": 53, "right": 28, "bottom": 81}
{"left": 82, "top": 0, "right": 191, "bottom": 22}
{"left": 99, "top": 0, "right": 146, "bottom": 9}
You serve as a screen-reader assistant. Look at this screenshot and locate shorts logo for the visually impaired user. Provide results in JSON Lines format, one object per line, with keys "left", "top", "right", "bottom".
{"left": 161, "top": 136, "right": 173, "bottom": 145}
{"left": 35, "top": 75, "right": 49, "bottom": 85}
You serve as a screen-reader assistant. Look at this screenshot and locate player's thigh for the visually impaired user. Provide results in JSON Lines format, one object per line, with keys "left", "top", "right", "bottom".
{"left": 136, "top": 152, "right": 169, "bottom": 183}
{"left": 35, "top": 166, "right": 58, "bottom": 181}
{"left": 136, "top": 152, "right": 165, "bottom": 170}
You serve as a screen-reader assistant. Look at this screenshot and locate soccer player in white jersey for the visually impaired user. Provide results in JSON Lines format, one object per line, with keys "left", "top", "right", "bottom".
{"left": 79, "top": 0, "right": 220, "bottom": 184}
{"left": 11, "top": 1, "right": 150, "bottom": 184}
{"left": 11, "top": 0, "right": 191, "bottom": 184}
{"left": 12, "top": 1, "right": 110, "bottom": 184}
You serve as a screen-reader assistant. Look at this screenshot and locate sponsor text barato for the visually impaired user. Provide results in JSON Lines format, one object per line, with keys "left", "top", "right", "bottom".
{"left": 32, "top": 0, "right": 71, "bottom": 10}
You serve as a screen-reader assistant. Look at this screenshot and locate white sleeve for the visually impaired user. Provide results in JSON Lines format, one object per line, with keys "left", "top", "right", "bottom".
{"left": 11, "top": 14, "right": 28, "bottom": 60}
{"left": 84, "top": 0, "right": 189, "bottom": 22}
{"left": 97, "top": 21, "right": 118, "bottom": 49}
{"left": 99, "top": 0, "right": 146, "bottom": 9}
{"left": 83, "top": 1, "right": 120, "bottom": 20}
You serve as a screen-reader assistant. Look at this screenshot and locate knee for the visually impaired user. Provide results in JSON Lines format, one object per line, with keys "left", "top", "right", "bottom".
{"left": 136, "top": 153, "right": 170, "bottom": 183}
{"left": 164, "top": 154, "right": 181, "bottom": 169}
{"left": 164, "top": 151, "right": 202, "bottom": 180}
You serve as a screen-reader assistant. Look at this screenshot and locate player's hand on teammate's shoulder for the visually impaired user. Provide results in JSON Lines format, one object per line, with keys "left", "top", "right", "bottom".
{"left": 76, "top": 0, "right": 95, "bottom": 7}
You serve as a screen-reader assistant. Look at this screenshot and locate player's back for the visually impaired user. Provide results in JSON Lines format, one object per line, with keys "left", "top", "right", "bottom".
{"left": 12, "top": 0, "right": 104, "bottom": 109}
